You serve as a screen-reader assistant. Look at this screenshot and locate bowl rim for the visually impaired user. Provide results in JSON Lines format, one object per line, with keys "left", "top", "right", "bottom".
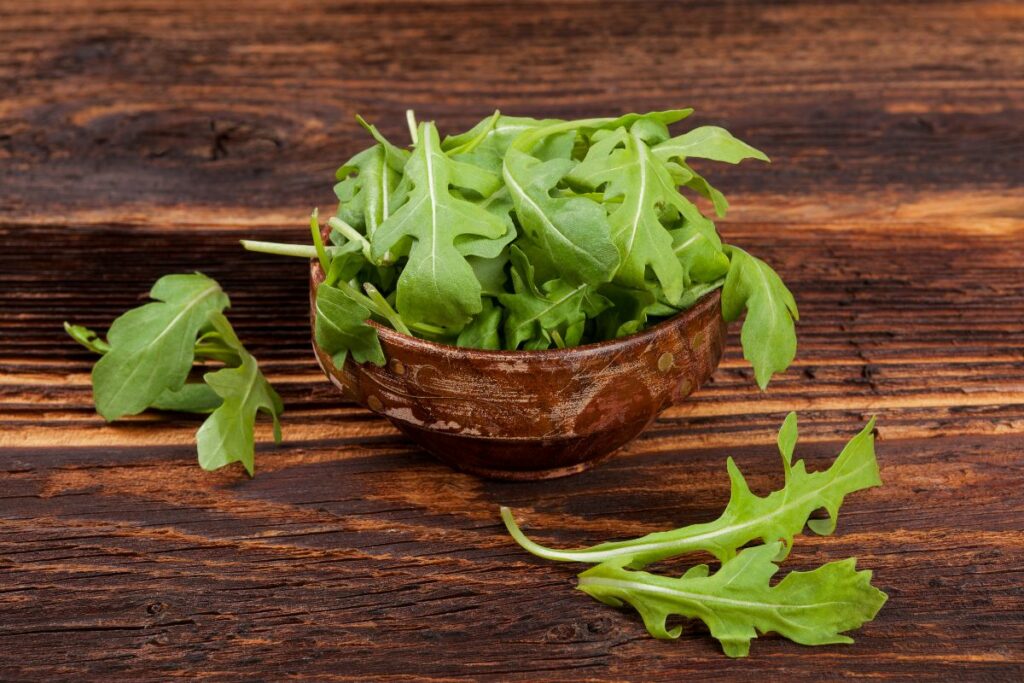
{"left": 310, "top": 258, "right": 723, "bottom": 362}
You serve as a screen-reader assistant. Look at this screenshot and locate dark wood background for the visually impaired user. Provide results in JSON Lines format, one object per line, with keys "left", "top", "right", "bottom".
{"left": 1, "top": 1, "right": 1022, "bottom": 680}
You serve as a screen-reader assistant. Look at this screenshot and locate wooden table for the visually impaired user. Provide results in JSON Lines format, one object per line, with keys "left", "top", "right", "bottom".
{"left": 2, "top": 1, "right": 1022, "bottom": 679}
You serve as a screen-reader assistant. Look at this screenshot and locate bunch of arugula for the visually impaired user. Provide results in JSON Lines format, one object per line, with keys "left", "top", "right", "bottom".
{"left": 65, "top": 273, "right": 282, "bottom": 475}
{"left": 502, "top": 413, "right": 888, "bottom": 657}
{"left": 244, "top": 109, "right": 797, "bottom": 389}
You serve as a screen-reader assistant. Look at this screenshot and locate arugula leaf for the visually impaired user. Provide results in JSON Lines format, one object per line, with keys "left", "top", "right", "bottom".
{"left": 593, "top": 284, "right": 656, "bottom": 339}
{"left": 722, "top": 246, "right": 799, "bottom": 389}
{"left": 150, "top": 382, "right": 223, "bottom": 413}
{"left": 371, "top": 122, "right": 509, "bottom": 330}
{"left": 501, "top": 414, "right": 880, "bottom": 566}
{"left": 456, "top": 298, "right": 503, "bottom": 350}
{"left": 577, "top": 542, "right": 887, "bottom": 658}
{"left": 314, "top": 283, "right": 386, "bottom": 368}
{"left": 90, "top": 273, "right": 230, "bottom": 421}
{"left": 445, "top": 114, "right": 560, "bottom": 173}
{"left": 670, "top": 225, "right": 730, "bottom": 284}
{"left": 64, "top": 322, "right": 111, "bottom": 354}
{"left": 196, "top": 314, "right": 283, "bottom": 476}
{"left": 66, "top": 275, "right": 285, "bottom": 475}
{"left": 569, "top": 126, "right": 688, "bottom": 302}
{"left": 498, "top": 247, "right": 609, "bottom": 349}
{"left": 66, "top": 322, "right": 224, "bottom": 413}
{"left": 653, "top": 125, "right": 769, "bottom": 165}
{"left": 503, "top": 146, "right": 620, "bottom": 287}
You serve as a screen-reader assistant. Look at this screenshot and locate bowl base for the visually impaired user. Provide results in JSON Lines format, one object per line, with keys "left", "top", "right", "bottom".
{"left": 391, "top": 420, "right": 636, "bottom": 481}
{"left": 425, "top": 446, "right": 621, "bottom": 481}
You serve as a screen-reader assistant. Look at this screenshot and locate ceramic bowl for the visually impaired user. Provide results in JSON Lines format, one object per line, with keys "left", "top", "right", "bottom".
{"left": 310, "top": 261, "right": 727, "bottom": 480}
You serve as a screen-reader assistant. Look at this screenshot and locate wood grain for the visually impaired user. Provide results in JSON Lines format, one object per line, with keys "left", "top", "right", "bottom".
{"left": 1, "top": 0, "right": 1022, "bottom": 680}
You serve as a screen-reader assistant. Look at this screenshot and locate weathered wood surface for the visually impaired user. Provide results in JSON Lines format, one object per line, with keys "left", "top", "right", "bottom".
{"left": 1, "top": 0, "right": 1022, "bottom": 679}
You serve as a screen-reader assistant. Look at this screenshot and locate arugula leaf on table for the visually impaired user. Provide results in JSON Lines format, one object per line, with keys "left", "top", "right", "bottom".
{"left": 314, "top": 283, "right": 386, "bottom": 369}
{"left": 722, "top": 246, "right": 799, "bottom": 389}
{"left": 66, "top": 322, "right": 224, "bottom": 413}
{"left": 502, "top": 413, "right": 881, "bottom": 567}
{"left": 65, "top": 274, "right": 285, "bottom": 475}
{"left": 149, "top": 382, "right": 223, "bottom": 413}
{"left": 196, "top": 314, "right": 283, "bottom": 476}
{"left": 64, "top": 322, "right": 111, "bottom": 354}
{"left": 370, "top": 121, "right": 509, "bottom": 331}
{"left": 577, "top": 542, "right": 887, "bottom": 658}
{"left": 89, "top": 273, "right": 230, "bottom": 421}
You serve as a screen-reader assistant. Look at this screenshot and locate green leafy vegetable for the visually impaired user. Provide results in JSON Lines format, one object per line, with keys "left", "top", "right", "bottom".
{"left": 501, "top": 413, "right": 881, "bottom": 567}
{"left": 371, "top": 122, "right": 509, "bottom": 331}
{"left": 503, "top": 140, "right": 620, "bottom": 287}
{"left": 577, "top": 542, "right": 887, "bottom": 657}
{"left": 314, "top": 283, "right": 386, "bottom": 368}
{"left": 149, "top": 383, "right": 223, "bottom": 413}
{"left": 196, "top": 314, "right": 283, "bottom": 475}
{"left": 569, "top": 125, "right": 688, "bottom": 302}
{"left": 722, "top": 246, "right": 799, "bottom": 389}
{"left": 500, "top": 412, "right": 886, "bottom": 658}
{"left": 653, "top": 125, "right": 769, "bottom": 165}
{"left": 89, "top": 273, "right": 230, "bottom": 421}
{"left": 249, "top": 109, "right": 795, "bottom": 387}
{"left": 65, "top": 273, "right": 284, "bottom": 475}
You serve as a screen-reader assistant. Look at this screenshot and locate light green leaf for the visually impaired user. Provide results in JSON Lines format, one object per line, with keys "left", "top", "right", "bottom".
{"left": 670, "top": 224, "right": 730, "bottom": 284}
{"left": 653, "top": 125, "right": 769, "bottom": 165}
{"left": 150, "top": 382, "right": 223, "bottom": 413}
{"left": 64, "top": 322, "right": 111, "bottom": 354}
{"left": 444, "top": 114, "right": 562, "bottom": 174}
{"left": 196, "top": 315, "right": 283, "bottom": 476}
{"left": 314, "top": 283, "right": 386, "bottom": 369}
{"left": 371, "top": 122, "right": 509, "bottom": 330}
{"left": 576, "top": 542, "right": 887, "bottom": 658}
{"left": 722, "top": 246, "right": 799, "bottom": 390}
{"left": 91, "top": 273, "right": 230, "bottom": 421}
{"left": 501, "top": 415, "right": 881, "bottom": 566}
{"left": 569, "top": 128, "right": 688, "bottom": 302}
{"left": 503, "top": 147, "right": 619, "bottom": 287}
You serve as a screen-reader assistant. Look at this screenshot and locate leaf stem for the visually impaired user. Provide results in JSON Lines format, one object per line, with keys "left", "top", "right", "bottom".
{"left": 327, "top": 216, "right": 374, "bottom": 262}
{"left": 241, "top": 240, "right": 320, "bottom": 259}
{"left": 406, "top": 110, "right": 418, "bottom": 145}
{"left": 310, "top": 209, "right": 330, "bottom": 272}
{"left": 363, "top": 283, "right": 411, "bottom": 336}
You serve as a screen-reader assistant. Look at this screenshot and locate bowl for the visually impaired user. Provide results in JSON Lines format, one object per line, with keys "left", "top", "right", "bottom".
{"left": 309, "top": 261, "right": 727, "bottom": 480}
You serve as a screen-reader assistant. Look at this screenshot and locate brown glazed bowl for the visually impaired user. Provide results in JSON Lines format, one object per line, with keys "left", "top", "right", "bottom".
{"left": 310, "top": 262, "right": 727, "bottom": 480}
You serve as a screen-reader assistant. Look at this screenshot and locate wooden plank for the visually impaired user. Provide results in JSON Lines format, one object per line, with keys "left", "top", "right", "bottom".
{"left": 0, "top": 0, "right": 1022, "bottom": 679}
